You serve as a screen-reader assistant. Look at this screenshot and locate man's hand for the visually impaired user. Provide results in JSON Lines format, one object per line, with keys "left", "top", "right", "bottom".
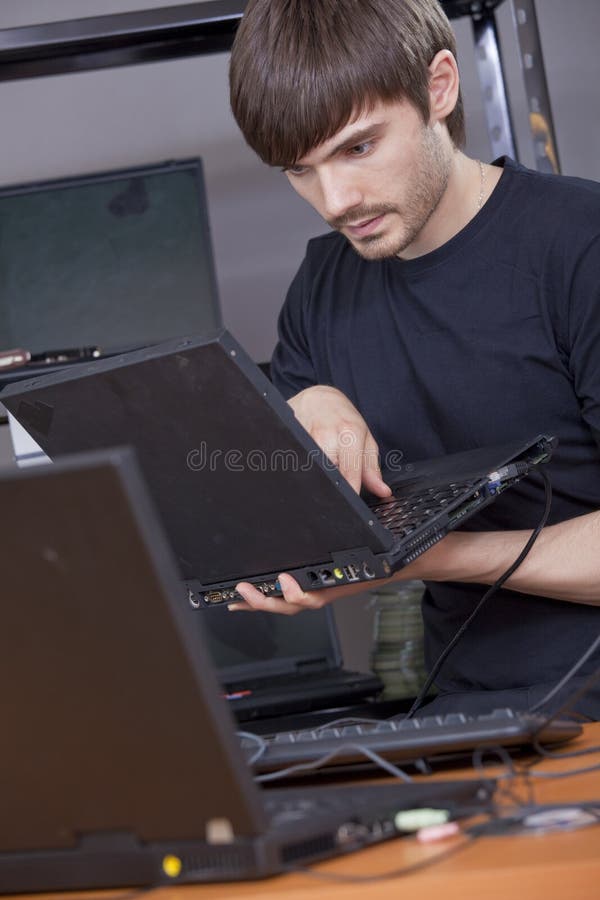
{"left": 229, "top": 539, "right": 452, "bottom": 615}
{"left": 288, "top": 385, "right": 391, "bottom": 497}
{"left": 229, "top": 535, "right": 452, "bottom": 613}
{"left": 230, "top": 572, "right": 377, "bottom": 615}
{"left": 228, "top": 386, "right": 392, "bottom": 614}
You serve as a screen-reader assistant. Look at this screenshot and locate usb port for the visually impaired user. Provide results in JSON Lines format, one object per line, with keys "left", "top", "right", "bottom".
{"left": 343, "top": 565, "right": 361, "bottom": 582}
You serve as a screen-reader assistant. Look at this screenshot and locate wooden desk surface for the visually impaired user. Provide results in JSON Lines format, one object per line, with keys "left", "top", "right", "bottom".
{"left": 9, "top": 723, "right": 600, "bottom": 900}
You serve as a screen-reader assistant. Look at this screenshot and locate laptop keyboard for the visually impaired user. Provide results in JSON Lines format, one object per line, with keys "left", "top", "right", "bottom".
{"left": 240, "top": 708, "right": 580, "bottom": 775}
{"left": 369, "top": 480, "right": 480, "bottom": 537}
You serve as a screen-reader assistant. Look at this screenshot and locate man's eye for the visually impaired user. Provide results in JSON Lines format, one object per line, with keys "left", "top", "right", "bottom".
{"left": 348, "top": 141, "right": 373, "bottom": 157}
{"left": 283, "top": 165, "right": 307, "bottom": 176}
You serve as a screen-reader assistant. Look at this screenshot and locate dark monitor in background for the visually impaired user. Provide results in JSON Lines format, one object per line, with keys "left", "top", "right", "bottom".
{"left": 0, "top": 158, "right": 222, "bottom": 357}
{"left": 201, "top": 602, "right": 341, "bottom": 681}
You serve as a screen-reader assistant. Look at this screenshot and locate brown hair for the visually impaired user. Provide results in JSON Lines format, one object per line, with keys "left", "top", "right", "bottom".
{"left": 229, "top": 0, "right": 465, "bottom": 166}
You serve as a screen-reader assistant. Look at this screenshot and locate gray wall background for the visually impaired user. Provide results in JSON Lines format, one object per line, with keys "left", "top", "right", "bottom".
{"left": 1, "top": 0, "right": 599, "bottom": 667}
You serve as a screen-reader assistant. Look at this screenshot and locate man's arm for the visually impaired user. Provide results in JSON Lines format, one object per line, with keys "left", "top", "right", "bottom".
{"left": 231, "top": 512, "right": 600, "bottom": 615}
{"left": 423, "top": 513, "right": 600, "bottom": 606}
{"left": 230, "top": 386, "right": 600, "bottom": 614}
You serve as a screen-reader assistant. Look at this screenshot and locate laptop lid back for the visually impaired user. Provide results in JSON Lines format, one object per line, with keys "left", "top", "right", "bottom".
{"left": 0, "top": 448, "right": 268, "bottom": 854}
{"left": 1, "top": 330, "right": 393, "bottom": 587}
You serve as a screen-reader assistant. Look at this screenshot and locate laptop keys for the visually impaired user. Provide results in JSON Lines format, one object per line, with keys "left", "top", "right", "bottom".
{"left": 369, "top": 480, "right": 479, "bottom": 537}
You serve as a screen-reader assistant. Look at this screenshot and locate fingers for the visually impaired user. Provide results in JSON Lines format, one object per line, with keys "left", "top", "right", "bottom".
{"left": 230, "top": 573, "right": 328, "bottom": 616}
{"left": 362, "top": 431, "right": 392, "bottom": 498}
{"left": 316, "top": 424, "right": 390, "bottom": 497}
{"left": 337, "top": 425, "right": 369, "bottom": 496}
{"left": 288, "top": 386, "right": 389, "bottom": 497}
{"left": 313, "top": 422, "right": 363, "bottom": 494}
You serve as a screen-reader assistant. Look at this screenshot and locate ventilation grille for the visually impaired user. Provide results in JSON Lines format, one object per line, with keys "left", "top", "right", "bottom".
{"left": 180, "top": 843, "right": 255, "bottom": 875}
{"left": 282, "top": 833, "right": 336, "bottom": 864}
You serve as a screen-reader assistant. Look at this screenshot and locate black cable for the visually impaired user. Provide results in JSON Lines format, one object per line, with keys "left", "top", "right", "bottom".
{"left": 528, "top": 633, "right": 600, "bottom": 714}
{"left": 531, "top": 664, "right": 600, "bottom": 744}
{"left": 527, "top": 737, "right": 600, "bottom": 762}
{"left": 405, "top": 468, "right": 553, "bottom": 718}
{"left": 471, "top": 743, "right": 543, "bottom": 818}
{"left": 502, "top": 659, "right": 600, "bottom": 778}
{"left": 521, "top": 760, "right": 600, "bottom": 779}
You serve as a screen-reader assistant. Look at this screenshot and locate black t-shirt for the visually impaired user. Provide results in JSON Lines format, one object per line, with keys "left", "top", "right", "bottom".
{"left": 270, "top": 157, "right": 600, "bottom": 716}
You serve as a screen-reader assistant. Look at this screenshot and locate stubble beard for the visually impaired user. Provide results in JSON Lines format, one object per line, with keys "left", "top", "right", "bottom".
{"left": 338, "top": 126, "right": 453, "bottom": 261}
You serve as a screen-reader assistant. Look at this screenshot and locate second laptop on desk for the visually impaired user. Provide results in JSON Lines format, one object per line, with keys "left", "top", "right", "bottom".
{"left": 201, "top": 603, "right": 382, "bottom": 722}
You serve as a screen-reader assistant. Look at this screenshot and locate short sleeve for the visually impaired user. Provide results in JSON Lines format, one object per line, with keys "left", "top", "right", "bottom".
{"left": 270, "top": 253, "right": 318, "bottom": 399}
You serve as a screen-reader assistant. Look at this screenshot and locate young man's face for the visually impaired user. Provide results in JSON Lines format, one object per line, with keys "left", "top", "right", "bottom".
{"left": 283, "top": 99, "right": 453, "bottom": 260}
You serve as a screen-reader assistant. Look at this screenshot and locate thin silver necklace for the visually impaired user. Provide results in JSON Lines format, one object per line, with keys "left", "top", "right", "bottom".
{"left": 477, "top": 159, "right": 487, "bottom": 211}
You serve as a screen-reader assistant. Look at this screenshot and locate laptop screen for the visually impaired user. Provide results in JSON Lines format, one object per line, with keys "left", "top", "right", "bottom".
{"left": 1, "top": 333, "right": 392, "bottom": 582}
{"left": 0, "top": 158, "right": 222, "bottom": 356}
{"left": 195, "top": 605, "right": 342, "bottom": 683}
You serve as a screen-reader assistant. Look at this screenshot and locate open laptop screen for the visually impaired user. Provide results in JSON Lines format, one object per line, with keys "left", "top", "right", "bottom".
{"left": 0, "top": 158, "right": 221, "bottom": 356}
{"left": 198, "top": 605, "right": 342, "bottom": 683}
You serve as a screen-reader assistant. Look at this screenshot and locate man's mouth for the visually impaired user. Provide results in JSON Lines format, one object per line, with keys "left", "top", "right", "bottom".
{"left": 345, "top": 213, "right": 386, "bottom": 238}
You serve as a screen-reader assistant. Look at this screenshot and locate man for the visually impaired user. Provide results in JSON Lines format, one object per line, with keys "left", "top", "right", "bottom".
{"left": 227, "top": 0, "right": 600, "bottom": 717}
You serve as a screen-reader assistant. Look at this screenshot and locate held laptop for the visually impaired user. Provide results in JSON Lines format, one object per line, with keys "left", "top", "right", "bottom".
{"left": 0, "top": 449, "right": 496, "bottom": 894}
{"left": 0, "top": 329, "right": 556, "bottom": 610}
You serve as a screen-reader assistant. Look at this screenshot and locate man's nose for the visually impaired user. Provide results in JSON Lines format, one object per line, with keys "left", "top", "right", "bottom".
{"left": 318, "top": 170, "right": 363, "bottom": 222}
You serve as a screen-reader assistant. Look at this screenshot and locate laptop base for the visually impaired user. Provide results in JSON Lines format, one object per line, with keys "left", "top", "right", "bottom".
{"left": 0, "top": 779, "right": 496, "bottom": 894}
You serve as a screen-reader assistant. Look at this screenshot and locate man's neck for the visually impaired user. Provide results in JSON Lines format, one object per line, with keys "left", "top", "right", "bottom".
{"left": 399, "top": 153, "right": 503, "bottom": 260}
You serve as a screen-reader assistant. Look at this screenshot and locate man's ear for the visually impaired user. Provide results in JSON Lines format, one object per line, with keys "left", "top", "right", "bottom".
{"left": 428, "top": 49, "right": 460, "bottom": 125}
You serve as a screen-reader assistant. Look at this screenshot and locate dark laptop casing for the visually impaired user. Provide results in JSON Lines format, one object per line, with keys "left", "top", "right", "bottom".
{"left": 206, "top": 602, "right": 382, "bottom": 721}
{"left": 0, "top": 450, "right": 495, "bottom": 893}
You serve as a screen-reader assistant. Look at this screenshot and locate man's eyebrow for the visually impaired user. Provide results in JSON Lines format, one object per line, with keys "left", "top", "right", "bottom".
{"left": 324, "top": 121, "right": 387, "bottom": 160}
